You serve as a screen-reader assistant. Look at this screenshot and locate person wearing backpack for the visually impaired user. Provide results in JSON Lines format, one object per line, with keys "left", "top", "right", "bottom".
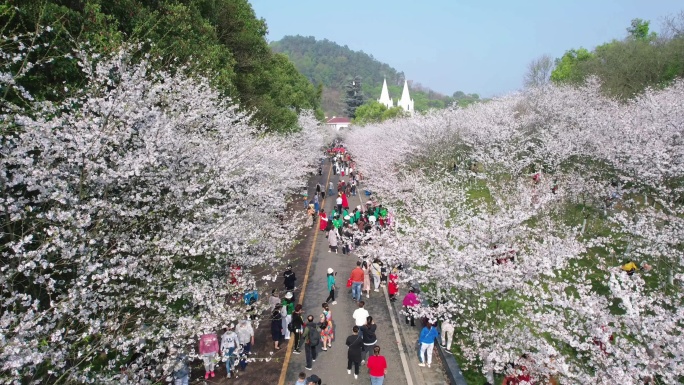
{"left": 302, "top": 315, "right": 320, "bottom": 370}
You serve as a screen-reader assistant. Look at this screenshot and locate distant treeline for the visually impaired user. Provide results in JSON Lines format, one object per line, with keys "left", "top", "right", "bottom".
{"left": 271, "top": 35, "right": 482, "bottom": 115}
{"left": 550, "top": 15, "right": 684, "bottom": 100}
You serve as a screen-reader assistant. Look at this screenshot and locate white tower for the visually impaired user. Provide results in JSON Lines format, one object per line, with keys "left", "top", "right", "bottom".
{"left": 397, "top": 80, "right": 414, "bottom": 114}
{"left": 378, "top": 78, "right": 393, "bottom": 109}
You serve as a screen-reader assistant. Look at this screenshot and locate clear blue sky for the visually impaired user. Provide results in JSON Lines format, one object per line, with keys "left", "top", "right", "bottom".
{"left": 249, "top": 0, "right": 682, "bottom": 98}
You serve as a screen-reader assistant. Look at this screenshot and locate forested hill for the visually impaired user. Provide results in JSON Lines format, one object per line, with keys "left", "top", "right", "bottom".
{"left": 2, "top": 0, "right": 322, "bottom": 132}
{"left": 271, "top": 35, "right": 478, "bottom": 115}
{"left": 270, "top": 35, "right": 406, "bottom": 93}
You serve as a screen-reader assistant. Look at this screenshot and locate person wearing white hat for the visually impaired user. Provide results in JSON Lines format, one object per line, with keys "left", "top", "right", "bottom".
{"left": 281, "top": 292, "right": 295, "bottom": 340}
{"left": 325, "top": 268, "right": 337, "bottom": 305}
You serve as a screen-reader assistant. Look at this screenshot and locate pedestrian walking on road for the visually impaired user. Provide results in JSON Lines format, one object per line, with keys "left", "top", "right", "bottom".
{"left": 362, "top": 261, "right": 371, "bottom": 299}
{"left": 199, "top": 332, "right": 219, "bottom": 379}
{"left": 329, "top": 181, "right": 334, "bottom": 197}
{"left": 220, "top": 325, "right": 238, "bottom": 378}
{"left": 302, "top": 315, "right": 320, "bottom": 370}
{"left": 402, "top": 288, "right": 420, "bottom": 327}
{"left": 284, "top": 265, "right": 297, "bottom": 291}
{"left": 360, "top": 316, "right": 377, "bottom": 363}
{"left": 367, "top": 346, "right": 388, "bottom": 385}
{"left": 380, "top": 261, "right": 388, "bottom": 287}
{"left": 336, "top": 193, "right": 343, "bottom": 215}
{"left": 236, "top": 320, "right": 254, "bottom": 371}
{"left": 352, "top": 301, "right": 369, "bottom": 332}
{"left": 305, "top": 204, "right": 315, "bottom": 227}
{"left": 269, "top": 289, "right": 281, "bottom": 312}
{"left": 325, "top": 268, "right": 337, "bottom": 305}
{"left": 440, "top": 318, "right": 454, "bottom": 352}
{"left": 350, "top": 262, "right": 364, "bottom": 302}
{"left": 346, "top": 326, "right": 364, "bottom": 379}
{"left": 418, "top": 320, "right": 439, "bottom": 368}
{"left": 281, "top": 292, "right": 295, "bottom": 340}
{"left": 291, "top": 304, "right": 304, "bottom": 354}
{"left": 171, "top": 349, "right": 190, "bottom": 385}
{"left": 327, "top": 228, "right": 338, "bottom": 253}
{"left": 371, "top": 259, "right": 382, "bottom": 291}
{"left": 306, "top": 374, "right": 322, "bottom": 385}
{"left": 319, "top": 209, "right": 328, "bottom": 232}
{"left": 271, "top": 304, "right": 283, "bottom": 350}
{"left": 319, "top": 313, "right": 333, "bottom": 351}
{"left": 388, "top": 268, "right": 399, "bottom": 302}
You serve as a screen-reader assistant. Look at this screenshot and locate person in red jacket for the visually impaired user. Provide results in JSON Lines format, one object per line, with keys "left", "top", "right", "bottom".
{"left": 388, "top": 268, "right": 399, "bottom": 302}
{"left": 318, "top": 209, "right": 328, "bottom": 232}
{"left": 367, "top": 345, "right": 388, "bottom": 385}
{"left": 341, "top": 192, "right": 349, "bottom": 210}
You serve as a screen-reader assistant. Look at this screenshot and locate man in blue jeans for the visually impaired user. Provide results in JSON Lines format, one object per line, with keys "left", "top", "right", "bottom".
{"left": 349, "top": 262, "right": 364, "bottom": 302}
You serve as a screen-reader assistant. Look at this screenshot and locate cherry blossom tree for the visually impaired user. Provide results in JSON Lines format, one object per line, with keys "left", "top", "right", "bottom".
{"left": 342, "top": 78, "right": 684, "bottom": 384}
{"left": 1, "top": 33, "right": 325, "bottom": 383}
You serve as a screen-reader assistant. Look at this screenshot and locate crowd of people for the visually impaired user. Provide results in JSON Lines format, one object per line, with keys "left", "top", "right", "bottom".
{"left": 283, "top": 142, "right": 456, "bottom": 385}
{"left": 171, "top": 142, "right": 450, "bottom": 385}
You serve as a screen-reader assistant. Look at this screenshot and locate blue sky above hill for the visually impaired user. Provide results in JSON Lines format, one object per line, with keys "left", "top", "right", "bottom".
{"left": 249, "top": 0, "right": 682, "bottom": 97}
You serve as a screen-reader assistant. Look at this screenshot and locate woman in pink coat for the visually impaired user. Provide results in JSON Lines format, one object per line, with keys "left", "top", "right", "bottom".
{"left": 362, "top": 261, "right": 371, "bottom": 298}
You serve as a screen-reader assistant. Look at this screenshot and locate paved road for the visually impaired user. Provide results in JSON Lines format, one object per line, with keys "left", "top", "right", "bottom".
{"left": 284, "top": 156, "right": 451, "bottom": 385}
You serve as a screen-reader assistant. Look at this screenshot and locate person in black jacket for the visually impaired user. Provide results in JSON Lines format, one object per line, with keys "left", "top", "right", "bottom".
{"left": 302, "top": 315, "right": 320, "bottom": 370}
{"left": 345, "top": 326, "right": 364, "bottom": 380}
{"left": 360, "top": 316, "right": 377, "bottom": 363}
{"left": 291, "top": 304, "right": 304, "bottom": 354}
{"left": 283, "top": 265, "right": 296, "bottom": 291}
{"left": 271, "top": 305, "right": 283, "bottom": 350}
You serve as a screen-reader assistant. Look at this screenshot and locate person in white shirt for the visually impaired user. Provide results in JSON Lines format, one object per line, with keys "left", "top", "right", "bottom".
{"left": 352, "top": 301, "right": 370, "bottom": 337}
{"left": 220, "top": 325, "right": 239, "bottom": 378}
{"left": 335, "top": 194, "right": 343, "bottom": 215}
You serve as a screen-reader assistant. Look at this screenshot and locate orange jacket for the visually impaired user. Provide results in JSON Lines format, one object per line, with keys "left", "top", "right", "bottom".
{"left": 350, "top": 267, "right": 364, "bottom": 282}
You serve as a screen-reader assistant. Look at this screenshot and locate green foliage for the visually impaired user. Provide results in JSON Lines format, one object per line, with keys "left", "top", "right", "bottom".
{"left": 627, "top": 18, "right": 655, "bottom": 40}
{"left": 1, "top": 0, "right": 322, "bottom": 132}
{"left": 550, "top": 48, "right": 594, "bottom": 84}
{"left": 452, "top": 91, "right": 481, "bottom": 107}
{"left": 344, "top": 76, "right": 365, "bottom": 119}
{"left": 551, "top": 17, "right": 684, "bottom": 100}
{"left": 271, "top": 35, "right": 404, "bottom": 91}
{"left": 271, "top": 35, "right": 480, "bottom": 115}
{"left": 353, "top": 100, "right": 406, "bottom": 125}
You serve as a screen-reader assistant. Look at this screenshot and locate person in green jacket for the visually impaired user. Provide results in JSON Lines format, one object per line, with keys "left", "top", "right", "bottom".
{"left": 325, "top": 268, "right": 337, "bottom": 305}
{"left": 379, "top": 206, "right": 388, "bottom": 218}
{"left": 333, "top": 217, "right": 343, "bottom": 235}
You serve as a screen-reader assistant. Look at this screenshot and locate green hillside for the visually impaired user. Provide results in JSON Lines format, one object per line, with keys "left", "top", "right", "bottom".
{"left": 2, "top": 1, "right": 323, "bottom": 132}
{"left": 271, "top": 35, "right": 479, "bottom": 116}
